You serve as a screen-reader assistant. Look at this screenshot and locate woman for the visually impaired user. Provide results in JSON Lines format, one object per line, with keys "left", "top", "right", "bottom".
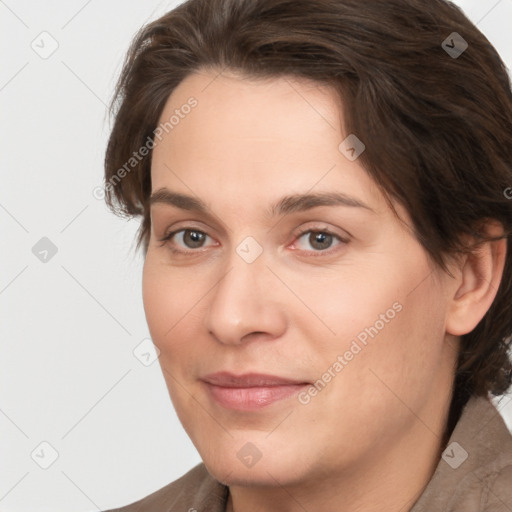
{"left": 103, "top": 0, "right": 512, "bottom": 510}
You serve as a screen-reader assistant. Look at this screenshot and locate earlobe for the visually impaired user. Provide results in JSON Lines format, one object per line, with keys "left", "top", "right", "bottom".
{"left": 446, "top": 221, "right": 507, "bottom": 336}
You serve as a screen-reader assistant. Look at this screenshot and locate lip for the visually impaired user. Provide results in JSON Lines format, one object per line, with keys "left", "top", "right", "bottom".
{"left": 201, "top": 372, "right": 310, "bottom": 411}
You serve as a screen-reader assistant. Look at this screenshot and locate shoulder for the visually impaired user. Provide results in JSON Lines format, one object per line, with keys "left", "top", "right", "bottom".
{"left": 450, "top": 460, "right": 512, "bottom": 511}
{"left": 103, "top": 463, "right": 228, "bottom": 512}
{"left": 487, "top": 464, "right": 512, "bottom": 505}
{"left": 459, "top": 398, "right": 512, "bottom": 510}
{"left": 412, "top": 395, "right": 512, "bottom": 512}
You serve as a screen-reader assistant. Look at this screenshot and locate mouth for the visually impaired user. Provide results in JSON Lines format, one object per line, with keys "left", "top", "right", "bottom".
{"left": 201, "top": 372, "right": 310, "bottom": 411}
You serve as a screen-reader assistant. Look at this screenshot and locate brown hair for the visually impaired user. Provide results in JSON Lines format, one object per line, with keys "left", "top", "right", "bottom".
{"left": 104, "top": 0, "right": 512, "bottom": 415}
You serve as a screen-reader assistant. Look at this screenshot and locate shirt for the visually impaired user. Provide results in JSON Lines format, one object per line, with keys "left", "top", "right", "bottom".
{"left": 104, "top": 395, "right": 512, "bottom": 511}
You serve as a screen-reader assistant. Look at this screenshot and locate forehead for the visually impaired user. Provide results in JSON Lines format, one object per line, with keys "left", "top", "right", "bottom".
{"left": 149, "top": 69, "right": 390, "bottom": 218}
{"left": 153, "top": 68, "right": 343, "bottom": 157}
{"left": 166, "top": 68, "right": 340, "bottom": 116}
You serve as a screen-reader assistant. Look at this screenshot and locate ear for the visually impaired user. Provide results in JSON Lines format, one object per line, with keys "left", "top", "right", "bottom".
{"left": 446, "top": 220, "right": 507, "bottom": 336}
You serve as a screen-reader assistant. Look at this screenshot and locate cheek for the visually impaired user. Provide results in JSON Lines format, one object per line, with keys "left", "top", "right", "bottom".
{"left": 358, "top": 278, "right": 448, "bottom": 407}
{"left": 142, "top": 254, "right": 199, "bottom": 338}
{"left": 142, "top": 257, "right": 190, "bottom": 360}
{"left": 142, "top": 259, "right": 172, "bottom": 341}
{"left": 142, "top": 255, "right": 211, "bottom": 380}
{"left": 305, "top": 252, "right": 448, "bottom": 397}
{"left": 291, "top": 264, "right": 403, "bottom": 355}
{"left": 142, "top": 259, "right": 198, "bottom": 420}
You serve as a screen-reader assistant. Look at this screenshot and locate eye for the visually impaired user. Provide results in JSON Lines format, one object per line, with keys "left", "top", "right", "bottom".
{"left": 158, "top": 228, "right": 216, "bottom": 253}
{"left": 293, "top": 228, "right": 347, "bottom": 254}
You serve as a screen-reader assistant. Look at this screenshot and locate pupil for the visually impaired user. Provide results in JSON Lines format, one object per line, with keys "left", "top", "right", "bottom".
{"left": 310, "top": 232, "right": 332, "bottom": 250}
{"left": 185, "top": 230, "right": 204, "bottom": 248}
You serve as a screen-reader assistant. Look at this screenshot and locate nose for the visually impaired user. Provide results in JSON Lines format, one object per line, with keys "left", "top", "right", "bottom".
{"left": 203, "top": 249, "right": 288, "bottom": 346}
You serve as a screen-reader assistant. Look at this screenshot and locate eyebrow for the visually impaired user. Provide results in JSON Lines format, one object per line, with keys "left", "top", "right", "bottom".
{"left": 149, "top": 188, "right": 375, "bottom": 217}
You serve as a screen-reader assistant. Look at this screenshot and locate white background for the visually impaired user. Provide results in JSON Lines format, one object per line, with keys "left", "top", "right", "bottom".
{"left": 1, "top": 1, "right": 512, "bottom": 510}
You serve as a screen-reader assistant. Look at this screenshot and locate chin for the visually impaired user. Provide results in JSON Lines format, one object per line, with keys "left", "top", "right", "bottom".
{"left": 216, "top": 470, "right": 278, "bottom": 488}
{"left": 200, "top": 443, "right": 314, "bottom": 489}
{"left": 208, "top": 462, "right": 299, "bottom": 488}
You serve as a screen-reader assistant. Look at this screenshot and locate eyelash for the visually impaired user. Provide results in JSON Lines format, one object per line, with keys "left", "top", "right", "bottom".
{"left": 158, "top": 229, "right": 213, "bottom": 256}
{"left": 158, "top": 226, "right": 349, "bottom": 258}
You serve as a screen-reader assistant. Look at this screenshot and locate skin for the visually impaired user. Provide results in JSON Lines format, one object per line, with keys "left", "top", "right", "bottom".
{"left": 142, "top": 68, "right": 507, "bottom": 512}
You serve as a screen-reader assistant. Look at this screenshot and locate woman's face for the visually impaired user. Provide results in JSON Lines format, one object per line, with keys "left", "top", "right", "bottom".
{"left": 143, "top": 69, "right": 460, "bottom": 489}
